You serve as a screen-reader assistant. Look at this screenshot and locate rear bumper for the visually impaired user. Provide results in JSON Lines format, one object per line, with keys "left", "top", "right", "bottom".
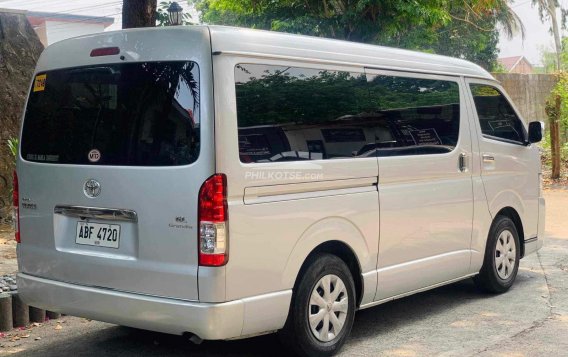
{"left": 17, "top": 273, "right": 291, "bottom": 340}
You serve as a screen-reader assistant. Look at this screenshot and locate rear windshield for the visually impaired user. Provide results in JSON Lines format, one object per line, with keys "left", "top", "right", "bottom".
{"left": 22, "top": 61, "right": 200, "bottom": 166}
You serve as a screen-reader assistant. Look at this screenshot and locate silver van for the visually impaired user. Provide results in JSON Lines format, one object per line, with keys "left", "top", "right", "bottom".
{"left": 16, "top": 26, "right": 545, "bottom": 356}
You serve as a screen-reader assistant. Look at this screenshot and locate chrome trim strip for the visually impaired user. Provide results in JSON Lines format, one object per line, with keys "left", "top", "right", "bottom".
{"left": 54, "top": 205, "right": 138, "bottom": 223}
{"left": 244, "top": 177, "right": 378, "bottom": 204}
{"left": 524, "top": 236, "right": 538, "bottom": 243}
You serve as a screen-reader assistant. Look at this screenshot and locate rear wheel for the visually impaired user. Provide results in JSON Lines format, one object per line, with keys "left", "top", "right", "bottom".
{"left": 279, "top": 254, "right": 356, "bottom": 357}
{"left": 474, "top": 216, "right": 520, "bottom": 293}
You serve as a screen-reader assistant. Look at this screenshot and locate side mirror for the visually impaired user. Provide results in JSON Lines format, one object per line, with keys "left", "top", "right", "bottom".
{"left": 528, "top": 121, "right": 543, "bottom": 144}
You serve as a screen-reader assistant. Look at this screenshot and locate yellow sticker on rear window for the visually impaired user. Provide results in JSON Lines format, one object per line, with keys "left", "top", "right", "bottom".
{"left": 33, "top": 74, "right": 46, "bottom": 92}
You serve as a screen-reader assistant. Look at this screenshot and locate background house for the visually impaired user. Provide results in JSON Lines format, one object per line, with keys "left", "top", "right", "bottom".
{"left": 497, "top": 56, "right": 534, "bottom": 74}
{"left": 26, "top": 11, "right": 114, "bottom": 47}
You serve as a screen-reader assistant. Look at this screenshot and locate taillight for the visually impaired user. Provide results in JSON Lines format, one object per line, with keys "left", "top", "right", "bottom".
{"left": 198, "top": 174, "right": 228, "bottom": 266}
{"left": 13, "top": 171, "right": 20, "bottom": 243}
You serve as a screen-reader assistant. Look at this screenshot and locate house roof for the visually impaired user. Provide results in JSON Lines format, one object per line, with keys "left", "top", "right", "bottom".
{"left": 26, "top": 11, "right": 114, "bottom": 28}
{"left": 498, "top": 56, "right": 532, "bottom": 72}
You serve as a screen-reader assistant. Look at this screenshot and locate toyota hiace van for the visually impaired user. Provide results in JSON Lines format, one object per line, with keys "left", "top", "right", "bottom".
{"left": 15, "top": 26, "right": 545, "bottom": 356}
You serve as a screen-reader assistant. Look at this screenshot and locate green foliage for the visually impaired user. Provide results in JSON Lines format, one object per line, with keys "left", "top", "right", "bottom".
{"left": 550, "top": 71, "right": 568, "bottom": 129}
{"left": 540, "top": 37, "right": 568, "bottom": 73}
{"left": 157, "top": 1, "right": 193, "bottom": 26}
{"left": 192, "top": 0, "right": 519, "bottom": 69}
{"left": 542, "top": 71, "right": 568, "bottom": 171}
{"left": 195, "top": 0, "right": 451, "bottom": 42}
{"left": 7, "top": 138, "right": 18, "bottom": 159}
{"left": 543, "top": 133, "right": 568, "bottom": 162}
{"left": 491, "top": 61, "right": 508, "bottom": 73}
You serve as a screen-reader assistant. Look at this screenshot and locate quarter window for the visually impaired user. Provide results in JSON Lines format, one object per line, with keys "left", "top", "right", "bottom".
{"left": 470, "top": 84, "right": 526, "bottom": 144}
{"left": 235, "top": 64, "right": 369, "bottom": 162}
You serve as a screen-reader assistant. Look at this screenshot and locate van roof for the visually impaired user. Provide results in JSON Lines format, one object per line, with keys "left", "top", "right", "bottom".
{"left": 39, "top": 25, "right": 493, "bottom": 80}
{"left": 207, "top": 25, "right": 494, "bottom": 80}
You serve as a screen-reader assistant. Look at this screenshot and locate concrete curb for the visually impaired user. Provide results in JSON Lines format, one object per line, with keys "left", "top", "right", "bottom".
{"left": 0, "top": 291, "right": 63, "bottom": 332}
{"left": 0, "top": 293, "right": 13, "bottom": 331}
{"left": 12, "top": 293, "right": 29, "bottom": 327}
{"left": 29, "top": 306, "right": 46, "bottom": 323}
{"left": 46, "top": 311, "right": 61, "bottom": 320}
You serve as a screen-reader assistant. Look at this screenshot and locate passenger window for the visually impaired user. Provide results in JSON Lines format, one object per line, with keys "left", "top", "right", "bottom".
{"left": 365, "top": 75, "right": 461, "bottom": 157}
{"left": 235, "top": 64, "right": 370, "bottom": 162}
{"left": 470, "top": 84, "right": 526, "bottom": 144}
{"left": 234, "top": 64, "right": 461, "bottom": 163}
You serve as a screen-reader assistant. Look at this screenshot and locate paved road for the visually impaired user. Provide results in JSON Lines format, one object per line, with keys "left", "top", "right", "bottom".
{"left": 2, "top": 189, "right": 568, "bottom": 356}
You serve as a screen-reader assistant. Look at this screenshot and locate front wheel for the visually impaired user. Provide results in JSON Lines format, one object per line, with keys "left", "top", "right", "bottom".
{"left": 474, "top": 215, "right": 521, "bottom": 293}
{"left": 279, "top": 253, "right": 356, "bottom": 357}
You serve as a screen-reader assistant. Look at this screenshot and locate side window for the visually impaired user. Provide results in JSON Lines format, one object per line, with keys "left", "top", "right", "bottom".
{"left": 234, "top": 64, "right": 461, "bottom": 163}
{"left": 470, "top": 84, "right": 526, "bottom": 144}
{"left": 365, "top": 75, "right": 461, "bottom": 157}
{"left": 235, "top": 64, "right": 375, "bottom": 162}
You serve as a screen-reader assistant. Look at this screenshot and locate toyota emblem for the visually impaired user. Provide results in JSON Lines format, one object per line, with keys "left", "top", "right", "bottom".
{"left": 84, "top": 179, "right": 101, "bottom": 198}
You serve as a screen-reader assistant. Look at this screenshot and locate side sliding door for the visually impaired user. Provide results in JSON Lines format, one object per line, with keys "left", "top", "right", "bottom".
{"left": 364, "top": 69, "right": 475, "bottom": 302}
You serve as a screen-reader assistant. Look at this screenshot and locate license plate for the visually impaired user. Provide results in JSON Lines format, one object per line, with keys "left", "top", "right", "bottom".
{"left": 76, "top": 221, "right": 120, "bottom": 249}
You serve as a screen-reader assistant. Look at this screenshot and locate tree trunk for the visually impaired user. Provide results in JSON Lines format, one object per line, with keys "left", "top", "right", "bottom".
{"left": 122, "top": 0, "right": 157, "bottom": 29}
{"left": 547, "top": 0, "right": 562, "bottom": 70}
{"left": 550, "top": 95, "right": 561, "bottom": 179}
{"left": 545, "top": 0, "right": 562, "bottom": 179}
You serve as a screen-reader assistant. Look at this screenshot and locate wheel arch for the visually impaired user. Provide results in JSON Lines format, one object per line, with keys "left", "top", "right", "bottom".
{"left": 294, "top": 241, "right": 364, "bottom": 307}
{"left": 282, "top": 217, "right": 373, "bottom": 308}
{"left": 495, "top": 206, "right": 525, "bottom": 258}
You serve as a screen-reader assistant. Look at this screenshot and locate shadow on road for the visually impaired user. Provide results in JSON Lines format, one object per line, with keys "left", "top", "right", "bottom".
{"left": 16, "top": 277, "right": 532, "bottom": 357}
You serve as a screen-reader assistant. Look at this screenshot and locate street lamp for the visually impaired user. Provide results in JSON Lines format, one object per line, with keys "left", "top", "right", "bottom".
{"left": 167, "top": 2, "right": 184, "bottom": 26}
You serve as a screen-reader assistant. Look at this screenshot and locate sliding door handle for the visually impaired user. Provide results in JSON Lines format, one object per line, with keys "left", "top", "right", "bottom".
{"left": 482, "top": 154, "right": 495, "bottom": 163}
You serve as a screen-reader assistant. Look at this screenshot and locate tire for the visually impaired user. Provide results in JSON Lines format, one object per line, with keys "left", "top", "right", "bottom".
{"left": 474, "top": 215, "right": 521, "bottom": 293}
{"left": 278, "top": 253, "right": 356, "bottom": 357}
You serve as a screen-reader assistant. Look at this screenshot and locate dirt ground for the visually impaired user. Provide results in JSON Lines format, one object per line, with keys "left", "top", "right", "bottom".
{"left": 541, "top": 188, "right": 568, "bottom": 239}
{"left": 0, "top": 189, "right": 567, "bottom": 356}
{"left": 0, "top": 224, "right": 17, "bottom": 276}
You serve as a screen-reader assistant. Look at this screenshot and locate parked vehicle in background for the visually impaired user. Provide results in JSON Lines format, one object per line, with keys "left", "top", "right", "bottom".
{"left": 15, "top": 26, "right": 545, "bottom": 357}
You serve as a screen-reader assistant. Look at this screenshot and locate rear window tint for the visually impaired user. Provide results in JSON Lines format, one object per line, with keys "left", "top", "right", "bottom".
{"left": 21, "top": 61, "right": 200, "bottom": 166}
{"left": 234, "top": 63, "right": 460, "bottom": 162}
{"left": 366, "top": 75, "right": 460, "bottom": 157}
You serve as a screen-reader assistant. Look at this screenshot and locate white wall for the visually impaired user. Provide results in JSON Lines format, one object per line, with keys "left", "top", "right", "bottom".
{"left": 45, "top": 20, "right": 105, "bottom": 45}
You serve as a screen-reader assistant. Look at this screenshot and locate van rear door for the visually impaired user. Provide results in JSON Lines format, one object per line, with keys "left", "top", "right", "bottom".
{"left": 17, "top": 28, "right": 214, "bottom": 301}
